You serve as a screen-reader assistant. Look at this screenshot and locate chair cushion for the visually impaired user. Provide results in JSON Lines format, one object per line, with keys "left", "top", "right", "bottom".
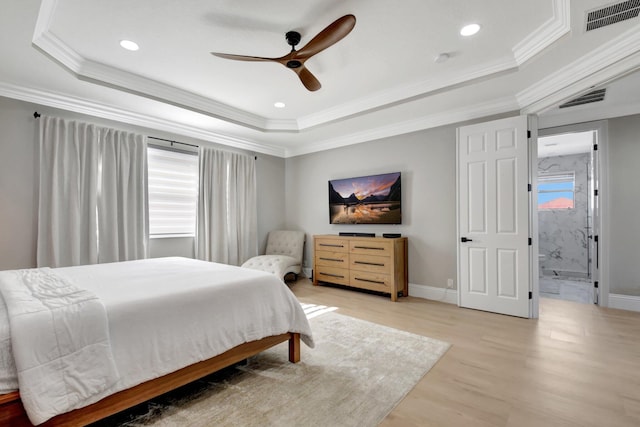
{"left": 265, "top": 231, "right": 305, "bottom": 263}
{"left": 241, "top": 255, "right": 301, "bottom": 279}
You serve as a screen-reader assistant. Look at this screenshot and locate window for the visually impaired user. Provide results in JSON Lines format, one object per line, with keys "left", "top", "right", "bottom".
{"left": 538, "top": 172, "right": 575, "bottom": 210}
{"left": 147, "top": 146, "right": 199, "bottom": 237}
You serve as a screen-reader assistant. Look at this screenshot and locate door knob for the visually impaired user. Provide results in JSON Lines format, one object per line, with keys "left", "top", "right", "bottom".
{"left": 461, "top": 237, "right": 473, "bottom": 242}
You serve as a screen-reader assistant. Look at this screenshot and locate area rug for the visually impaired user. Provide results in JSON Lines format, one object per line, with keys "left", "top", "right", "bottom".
{"left": 92, "top": 312, "right": 450, "bottom": 427}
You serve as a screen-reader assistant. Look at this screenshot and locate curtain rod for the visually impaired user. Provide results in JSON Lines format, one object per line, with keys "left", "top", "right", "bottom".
{"left": 33, "top": 112, "right": 256, "bottom": 159}
{"left": 148, "top": 136, "right": 198, "bottom": 149}
{"left": 33, "top": 114, "right": 193, "bottom": 150}
{"left": 149, "top": 136, "right": 257, "bottom": 159}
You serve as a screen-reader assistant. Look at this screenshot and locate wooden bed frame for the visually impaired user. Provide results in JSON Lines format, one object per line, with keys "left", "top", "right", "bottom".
{"left": 0, "top": 332, "right": 301, "bottom": 426}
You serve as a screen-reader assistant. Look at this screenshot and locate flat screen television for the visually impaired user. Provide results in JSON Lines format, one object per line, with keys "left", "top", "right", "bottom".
{"left": 328, "top": 172, "right": 401, "bottom": 224}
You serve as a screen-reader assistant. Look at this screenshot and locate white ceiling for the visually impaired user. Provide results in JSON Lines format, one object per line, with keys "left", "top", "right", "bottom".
{"left": 538, "top": 130, "right": 595, "bottom": 158}
{"left": 1, "top": 0, "right": 640, "bottom": 157}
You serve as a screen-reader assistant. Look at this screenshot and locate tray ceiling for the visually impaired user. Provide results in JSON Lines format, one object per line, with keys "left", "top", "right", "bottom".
{"left": 1, "top": 0, "right": 640, "bottom": 157}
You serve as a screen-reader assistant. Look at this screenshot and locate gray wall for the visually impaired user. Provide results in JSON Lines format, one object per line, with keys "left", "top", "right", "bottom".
{"left": 286, "top": 114, "right": 640, "bottom": 297}
{"left": 0, "top": 97, "right": 38, "bottom": 269}
{"left": 255, "top": 153, "right": 286, "bottom": 254}
{"left": 285, "top": 126, "right": 458, "bottom": 290}
{"left": 0, "top": 95, "right": 285, "bottom": 269}
{"left": 609, "top": 114, "right": 640, "bottom": 296}
{"left": 2, "top": 93, "right": 640, "bottom": 297}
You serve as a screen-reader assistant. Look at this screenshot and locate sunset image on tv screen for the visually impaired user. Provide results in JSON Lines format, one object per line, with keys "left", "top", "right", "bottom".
{"left": 328, "top": 172, "right": 401, "bottom": 224}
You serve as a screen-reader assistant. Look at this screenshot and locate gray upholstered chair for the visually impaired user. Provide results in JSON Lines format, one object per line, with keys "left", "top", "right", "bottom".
{"left": 241, "top": 230, "right": 305, "bottom": 282}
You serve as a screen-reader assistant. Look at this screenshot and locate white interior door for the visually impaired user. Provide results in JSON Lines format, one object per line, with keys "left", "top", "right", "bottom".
{"left": 457, "top": 115, "right": 532, "bottom": 318}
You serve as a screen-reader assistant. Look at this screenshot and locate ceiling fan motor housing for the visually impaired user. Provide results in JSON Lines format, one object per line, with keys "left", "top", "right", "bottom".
{"left": 285, "top": 31, "right": 301, "bottom": 47}
{"left": 285, "top": 31, "right": 303, "bottom": 68}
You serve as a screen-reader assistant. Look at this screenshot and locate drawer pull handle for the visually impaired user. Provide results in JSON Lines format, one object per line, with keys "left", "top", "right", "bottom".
{"left": 319, "top": 244, "right": 345, "bottom": 248}
{"left": 354, "top": 261, "right": 385, "bottom": 267}
{"left": 354, "top": 277, "right": 386, "bottom": 285}
{"left": 353, "top": 246, "right": 384, "bottom": 251}
{"left": 320, "top": 257, "right": 344, "bottom": 262}
{"left": 320, "top": 272, "right": 345, "bottom": 279}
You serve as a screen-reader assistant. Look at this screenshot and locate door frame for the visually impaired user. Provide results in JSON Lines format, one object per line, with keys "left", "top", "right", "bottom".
{"left": 529, "top": 117, "right": 540, "bottom": 318}
{"left": 536, "top": 120, "right": 609, "bottom": 307}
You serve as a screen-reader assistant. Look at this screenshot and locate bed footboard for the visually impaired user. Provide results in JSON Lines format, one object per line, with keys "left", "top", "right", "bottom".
{"left": 0, "top": 332, "right": 301, "bottom": 426}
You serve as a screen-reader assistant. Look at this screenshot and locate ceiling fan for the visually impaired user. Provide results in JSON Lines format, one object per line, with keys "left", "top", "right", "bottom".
{"left": 210, "top": 14, "right": 356, "bottom": 92}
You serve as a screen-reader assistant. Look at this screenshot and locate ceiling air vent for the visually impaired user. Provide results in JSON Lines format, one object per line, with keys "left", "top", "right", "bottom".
{"left": 586, "top": 0, "right": 640, "bottom": 31}
{"left": 559, "top": 89, "right": 606, "bottom": 108}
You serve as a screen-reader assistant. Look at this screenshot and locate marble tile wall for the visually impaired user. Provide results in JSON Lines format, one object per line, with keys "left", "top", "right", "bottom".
{"left": 538, "top": 153, "right": 591, "bottom": 278}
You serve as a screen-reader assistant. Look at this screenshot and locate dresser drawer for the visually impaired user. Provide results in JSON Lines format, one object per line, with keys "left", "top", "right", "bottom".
{"left": 313, "top": 235, "right": 407, "bottom": 301}
{"left": 316, "top": 250, "right": 349, "bottom": 268}
{"left": 350, "top": 253, "right": 390, "bottom": 274}
{"left": 350, "top": 270, "right": 391, "bottom": 293}
{"left": 316, "top": 266, "right": 350, "bottom": 286}
{"left": 349, "top": 240, "right": 392, "bottom": 256}
{"left": 315, "top": 238, "right": 349, "bottom": 253}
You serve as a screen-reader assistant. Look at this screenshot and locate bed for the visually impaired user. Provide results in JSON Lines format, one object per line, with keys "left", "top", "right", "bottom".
{"left": 0, "top": 257, "right": 314, "bottom": 426}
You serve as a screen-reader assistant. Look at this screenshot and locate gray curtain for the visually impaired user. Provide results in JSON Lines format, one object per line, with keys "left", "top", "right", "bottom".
{"left": 37, "top": 116, "right": 148, "bottom": 267}
{"left": 196, "top": 147, "right": 257, "bottom": 265}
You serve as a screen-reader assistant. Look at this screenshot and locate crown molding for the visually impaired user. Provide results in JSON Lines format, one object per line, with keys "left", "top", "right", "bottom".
{"left": 512, "top": 0, "right": 570, "bottom": 65}
{"left": 33, "top": 0, "right": 298, "bottom": 132}
{"left": 296, "top": 56, "right": 519, "bottom": 130}
{"left": 285, "top": 96, "right": 519, "bottom": 157}
{"left": 33, "top": 0, "right": 567, "bottom": 134}
{"left": 32, "top": 31, "right": 282, "bottom": 132}
{"left": 0, "top": 81, "right": 285, "bottom": 157}
{"left": 298, "top": 0, "right": 568, "bottom": 130}
{"left": 518, "top": 24, "right": 640, "bottom": 114}
{"left": 1, "top": 79, "right": 523, "bottom": 159}
{"left": 77, "top": 58, "right": 286, "bottom": 130}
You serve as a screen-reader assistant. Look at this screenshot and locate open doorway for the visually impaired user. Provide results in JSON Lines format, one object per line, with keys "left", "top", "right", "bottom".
{"left": 536, "top": 129, "right": 600, "bottom": 305}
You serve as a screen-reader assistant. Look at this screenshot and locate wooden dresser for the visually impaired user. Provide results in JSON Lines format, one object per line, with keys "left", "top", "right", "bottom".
{"left": 313, "top": 235, "right": 408, "bottom": 301}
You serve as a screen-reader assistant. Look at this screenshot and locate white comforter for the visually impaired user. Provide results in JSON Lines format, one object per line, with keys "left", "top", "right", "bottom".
{"left": 0, "top": 267, "right": 119, "bottom": 424}
{"left": 0, "top": 257, "right": 314, "bottom": 425}
{"left": 0, "top": 290, "right": 18, "bottom": 393}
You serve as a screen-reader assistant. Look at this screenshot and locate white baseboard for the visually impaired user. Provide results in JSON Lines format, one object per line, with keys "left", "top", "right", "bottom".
{"left": 306, "top": 278, "right": 638, "bottom": 312}
{"left": 409, "top": 283, "right": 458, "bottom": 305}
{"left": 608, "top": 293, "right": 640, "bottom": 312}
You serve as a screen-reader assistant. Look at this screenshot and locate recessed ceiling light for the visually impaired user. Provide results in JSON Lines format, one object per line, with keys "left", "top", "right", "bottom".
{"left": 120, "top": 40, "right": 139, "bottom": 51}
{"left": 274, "top": 102, "right": 286, "bottom": 108}
{"left": 460, "top": 24, "right": 481, "bottom": 37}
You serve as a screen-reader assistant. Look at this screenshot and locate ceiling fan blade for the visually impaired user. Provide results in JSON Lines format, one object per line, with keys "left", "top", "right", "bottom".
{"left": 210, "top": 52, "right": 276, "bottom": 62}
{"left": 291, "top": 65, "right": 321, "bottom": 91}
{"left": 296, "top": 14, "right": 356, "bottom": 60}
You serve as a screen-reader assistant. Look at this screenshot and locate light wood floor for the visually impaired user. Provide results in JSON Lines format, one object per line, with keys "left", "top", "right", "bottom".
{"left": 289, "top": 278, "right": 640, "bottom": 427}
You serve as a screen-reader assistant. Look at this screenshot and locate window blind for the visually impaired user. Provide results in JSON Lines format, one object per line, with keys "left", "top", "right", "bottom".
{"left": 538, "top": 171, "right": 575, "bottom": 185}
{"left": 147, "top": 146, "right": 199, "bottom": 237}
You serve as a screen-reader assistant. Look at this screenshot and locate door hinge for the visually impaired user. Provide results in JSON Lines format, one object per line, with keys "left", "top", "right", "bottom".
{"left": 594, "top": 144, "right": 598, "bottom": 151}
{"left": 528, "top": 237, "right": 532, "bottom": 246}
{"left": 529, "top": 291, "right": 533, "bottom": 299}
{"left": 594, "top": 281, "right": 599, "bottom": 289}
{"left": 528, "top": 183, "right": 532, "bottom": 192}
{"left": 527, "top": 130, "right": 531, "bottom": 138}
{"left": 594, "top": 189, "right": 599, "bottom": 196}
